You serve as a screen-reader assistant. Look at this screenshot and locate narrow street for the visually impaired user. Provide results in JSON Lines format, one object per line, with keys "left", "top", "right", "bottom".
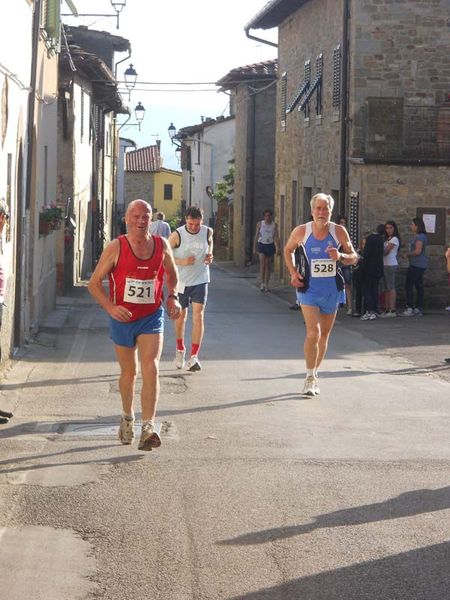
{"left": 0, "top": 265, "right": 449, "bottom": 600}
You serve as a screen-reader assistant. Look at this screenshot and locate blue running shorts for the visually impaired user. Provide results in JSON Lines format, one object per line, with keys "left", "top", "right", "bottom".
{"left": 297, "top": 289, "right": 346, "bottom": 315}
{"left": 109, "top": 307, "right": 164, "bottom": 348}
{"left": 179, "top": 283, "right": 208, "bottom": 309}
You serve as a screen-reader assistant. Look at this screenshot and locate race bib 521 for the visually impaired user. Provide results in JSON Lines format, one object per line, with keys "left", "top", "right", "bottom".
{"left": 123, "top": 278, "right": 155, "bottom": 303}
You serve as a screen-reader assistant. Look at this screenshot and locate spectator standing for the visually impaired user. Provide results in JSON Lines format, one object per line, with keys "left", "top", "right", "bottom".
{"left": 149, "top": 211, "right": 171, "bottom": 238}
{"left": 337, "top": 215, "right": 353, "bottom": 315}
{"left": 360, "top": 224, "right": 384, "bottom": 320}
{"left": 380, "top": 220, "right": 401, "bottom": 317}
{"left": 401, "top": 217, "right": 428, "bottom": 317}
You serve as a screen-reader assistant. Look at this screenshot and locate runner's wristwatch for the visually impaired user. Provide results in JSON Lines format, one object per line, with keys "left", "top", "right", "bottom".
{"left": 167, "top": 293, "right": 179, "bottom": 301}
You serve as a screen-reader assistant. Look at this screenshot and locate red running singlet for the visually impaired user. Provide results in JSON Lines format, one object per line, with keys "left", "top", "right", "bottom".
{"left": 109, "top": 235, "right": 164, "bottom": 321}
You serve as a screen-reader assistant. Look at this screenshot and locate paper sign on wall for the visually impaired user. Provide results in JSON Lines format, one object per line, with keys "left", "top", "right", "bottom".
{"left": 422, "top": 213, "right": 436, "bottom": 234}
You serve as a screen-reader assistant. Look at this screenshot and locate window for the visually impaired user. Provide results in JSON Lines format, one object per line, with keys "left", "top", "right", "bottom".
{"left": 164, "top": 184, "right": 173, "bottom": 200}
{"left": 315, "top": 54, "right": 323, "bottom": 116}
{"left": 298, "top": 56, "right": 323, "bottom": 118}
{"left": 303, "top": 187, "right": 312, "bottom": 221}
{"left": 287, "top": 61, "right": 310, "bottom": 116}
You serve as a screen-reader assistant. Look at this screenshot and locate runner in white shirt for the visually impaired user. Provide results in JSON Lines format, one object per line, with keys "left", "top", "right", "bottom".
{"left": 169, "top": 206, "right": 213, "bottom": 372}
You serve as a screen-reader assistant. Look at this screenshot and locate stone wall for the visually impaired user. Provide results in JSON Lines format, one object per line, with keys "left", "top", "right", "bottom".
{"left": 350, "top": 0, "right": 450, "bottom": 155}
{"left": 275, "top": 0, "right": 343, "bottom": 237}
{"left": 233, "top": 82, "right": 276, "bottom": 266}
{"left": 124, "top": 173, "right": 155, "bottom": 208}
{"left": 349, "top": 162, "right": 450, "bottom": 307}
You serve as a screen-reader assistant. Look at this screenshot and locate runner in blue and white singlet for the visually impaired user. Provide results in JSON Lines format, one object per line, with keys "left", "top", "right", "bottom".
{"left": 284, "top": 193, "right": 358, "bottom": 397}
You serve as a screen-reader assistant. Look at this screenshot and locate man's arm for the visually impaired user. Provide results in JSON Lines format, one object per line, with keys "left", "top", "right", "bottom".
{"left": 87, "top": 240, "right": 132, "bottom": 322}
{"left": 253, "top": 221, "right": 260, "bottom": 254}
{"left": 332, "top": 225, "right": 358, "bottom": 265}
{"left": 168, "top": 230, "right": 194, "bottom": 267}
{"left": 162, "top": 238, "right": 182, "bottom": 319}
{"left": 205, "top": 227, "right": 214, "bottom": 264}
{"left": 284, "top": 225, "right": 305, "bottom": 287}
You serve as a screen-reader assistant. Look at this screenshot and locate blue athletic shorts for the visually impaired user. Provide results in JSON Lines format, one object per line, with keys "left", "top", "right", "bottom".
{"left": 109, "top": 307, "right": 164, "bottom": 348}
{"left": 297, "top": 289, "right": 346, "bottom": 315}
{"left": 179, "top": 283, "right": 208, "bottom": 309}
{"left": 257, "top": 242, "right": 276, "bottom": 257}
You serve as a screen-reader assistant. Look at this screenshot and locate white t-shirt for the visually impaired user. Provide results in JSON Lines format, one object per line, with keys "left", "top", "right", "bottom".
{"left": 383, "top": 236, "right": 399, "bottom": 266}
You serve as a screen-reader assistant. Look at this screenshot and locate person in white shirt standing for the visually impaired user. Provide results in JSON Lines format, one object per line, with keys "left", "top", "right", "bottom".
{"left": 149, "top": 211, "right": 171, "bottom": 238}
{"left": 253, "top": 209, "right": 280, "bottom": 292}
{"left": 169, "top": 206, "right": 213, "bottom": 372}
{"left": 380, "top": 220, "right": 401, "bottom": 317}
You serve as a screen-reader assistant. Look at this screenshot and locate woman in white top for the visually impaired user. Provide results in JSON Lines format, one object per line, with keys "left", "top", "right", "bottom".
{"left": 381, "top": 220, "right": 401, "bottom": 317}
{"left": 253, "top": 209, "right": 280, "bottom": 291}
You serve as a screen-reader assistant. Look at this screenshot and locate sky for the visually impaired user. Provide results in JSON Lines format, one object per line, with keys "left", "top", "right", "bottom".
{"left": 62, "top": 0, "right": 278, "bottom": 169}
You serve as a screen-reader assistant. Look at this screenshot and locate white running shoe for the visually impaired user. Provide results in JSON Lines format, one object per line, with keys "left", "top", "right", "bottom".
{"left": 360, "top": 312, "right": 377, "bottom": 321}
{"left": 380, "top": 310, "right": 397, "bottom": 318}
{"left": 346, "top": 309, "right": 353, "bottom": 316}
{"left": 260, "top": 283, "right": 265, "bottom": 292}
{"left": 138, "top": 422, "right": 161, "bottom": 451}
{"left": 118, "top": 416, "right": 135, "bottom": 445}
{"left": 314, "top": 378, "right": 320, "bottom": 395}
{"left": 413, "top": 308, "right": 423, "bottom": 317}
{"left": 401, "top": 308, "right": 415, "bottom": 317}
{"left": 186, "top": 355, "right": 201, "bottom": 372}
{"left": 302, "top": 376, "right": 316, "bottom": 397}
{"left": 174, "top": 349, "right": 185, "bottom": 369}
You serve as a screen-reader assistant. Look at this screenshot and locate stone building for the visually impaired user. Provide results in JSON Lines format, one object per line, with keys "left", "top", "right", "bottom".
{"left": 217, "top": 60, "right": 277, "bottom": 266}
{"left": 124, "top": 144, "right": 182, "bottom": 220}
{"left": 247, "top": 0, "right": 450, "bottom": 305}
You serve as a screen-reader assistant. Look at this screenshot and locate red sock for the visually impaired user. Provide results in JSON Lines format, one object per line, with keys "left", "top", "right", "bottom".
{"left": 176, "top": 339, "right": 185, "bottom": 351}
{"left": 191, "top": 343, "right": 200, "bottom": 357}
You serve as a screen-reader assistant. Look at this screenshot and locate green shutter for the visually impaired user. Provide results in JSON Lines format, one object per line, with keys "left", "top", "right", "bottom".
{"left": 45, "top": 0, "right": 61, "bottom": 51}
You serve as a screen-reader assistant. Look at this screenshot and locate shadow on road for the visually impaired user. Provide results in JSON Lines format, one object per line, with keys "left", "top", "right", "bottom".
{"left": 219, "top": 485, "right": 450, "bottom": 546}
{"left": 227, "top": 541, "right": 450, "bottom": 600}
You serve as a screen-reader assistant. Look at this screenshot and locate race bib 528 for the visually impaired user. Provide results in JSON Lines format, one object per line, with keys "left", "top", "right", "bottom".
{"left": 311, "top": 259, "right": 336, "bottom": 277}
{"left": 124, "top": 278, "right": 155, "bottom": 303}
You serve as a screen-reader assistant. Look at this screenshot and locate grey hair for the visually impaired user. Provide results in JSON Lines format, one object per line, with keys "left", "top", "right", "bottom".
{"left": 310, "top": 193, "right": 335, "bottom": 213}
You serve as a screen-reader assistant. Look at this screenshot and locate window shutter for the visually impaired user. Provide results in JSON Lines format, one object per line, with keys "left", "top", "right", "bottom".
{"left": 44, "top": 0, "right": 61, "bottom": 51}
{"left": 332, "top": 45, "right": 341, "bottom": 109}
{"left": 280, "top": 72, "right": 287, "bottom": 130}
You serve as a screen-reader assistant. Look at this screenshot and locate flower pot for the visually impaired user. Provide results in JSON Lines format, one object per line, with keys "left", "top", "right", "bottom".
{"left": 39, "top": 221, "right": 52, "bottom": 236}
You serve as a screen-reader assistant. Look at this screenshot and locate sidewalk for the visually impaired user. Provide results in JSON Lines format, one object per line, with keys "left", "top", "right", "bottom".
{"left": 215, "top": 261, "right": 450, "bottom": 384}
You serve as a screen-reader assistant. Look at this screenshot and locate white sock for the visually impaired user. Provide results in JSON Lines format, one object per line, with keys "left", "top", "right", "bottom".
{"left": 306, "top": 369, "right": 314, "bottom": 378}
{"left": 123, "top": 412, "right": 134, "bottom": 420}
{"left": 142, "top": 419, "right": 154, "bottom": 428}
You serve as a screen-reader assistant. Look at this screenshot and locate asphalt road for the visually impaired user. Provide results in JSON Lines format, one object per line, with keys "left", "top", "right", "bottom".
{"left": 0, "top": 266, "right": 449, "bottom": 599}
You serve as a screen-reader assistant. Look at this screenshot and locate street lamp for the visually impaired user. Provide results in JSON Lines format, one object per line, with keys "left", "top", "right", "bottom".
{"left": 134, "top": 102, "right": 146, "bottom": 131}
{"left": 168, "top": 122, "right": 182, "bottom": 148}
{"left": 62, "top": 0, "right": 128, "bottom": 29}
{"left": 124, "top": 63, "right": 137, "bottom": 100}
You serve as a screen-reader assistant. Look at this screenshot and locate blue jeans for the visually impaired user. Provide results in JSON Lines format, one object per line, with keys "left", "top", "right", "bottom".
{"left": 405, "top": 266, "right": 426, "bottom": 310}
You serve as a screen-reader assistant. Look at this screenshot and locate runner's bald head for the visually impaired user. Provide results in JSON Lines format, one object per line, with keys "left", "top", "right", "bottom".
{"left": 126, "top": 199, "right": 152, "bottom": 216}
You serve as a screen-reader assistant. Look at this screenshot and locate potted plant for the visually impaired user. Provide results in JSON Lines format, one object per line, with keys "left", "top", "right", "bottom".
{"left": 39, "top": 203, "right": 64, "bottom": 235}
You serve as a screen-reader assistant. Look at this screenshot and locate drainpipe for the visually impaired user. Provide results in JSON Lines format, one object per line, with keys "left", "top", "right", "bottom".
{"left": 339, "top": 0, "right": 350, "bottom": 215}
{"left": 244, "top": 25, "right": 278, "bottom": 48}
{"left": 16, "top": 0, "right": 41, "bottom": 347}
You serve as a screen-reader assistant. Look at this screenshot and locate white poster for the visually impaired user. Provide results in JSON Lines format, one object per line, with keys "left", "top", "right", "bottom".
{"left": 422, "top": 213, "right": 436, "bottom": 234}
